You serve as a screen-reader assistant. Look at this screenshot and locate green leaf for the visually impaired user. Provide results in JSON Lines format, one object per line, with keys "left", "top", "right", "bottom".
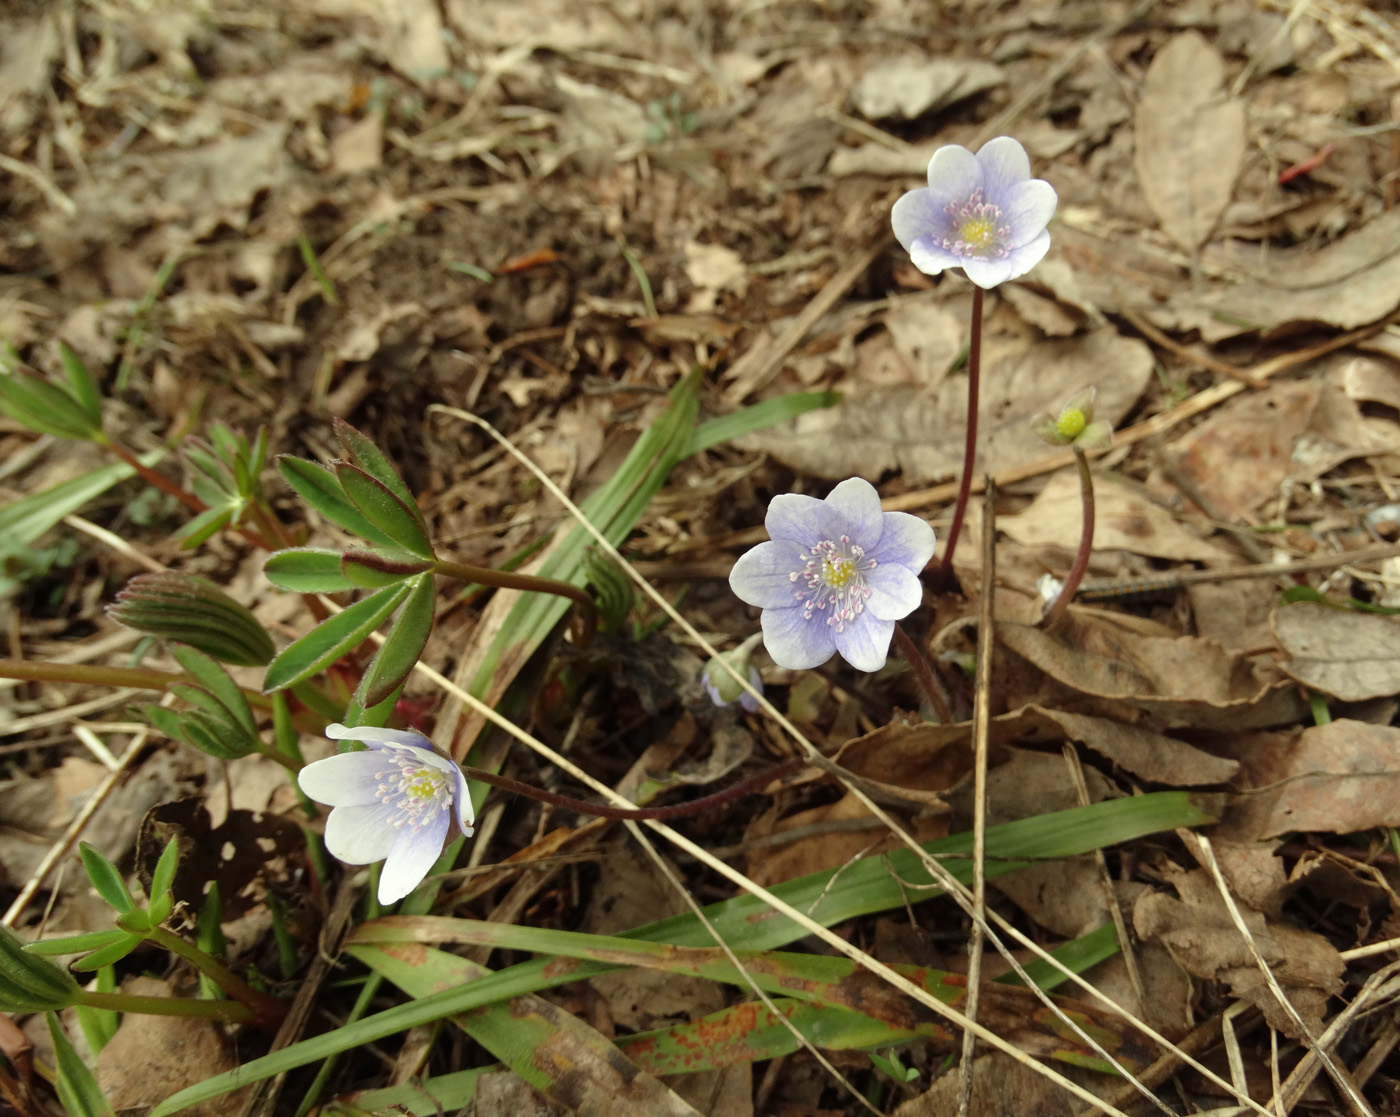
{"left": 264, "top": 548, "right": 356, "bottom": 593}
{"left": 68, "top": 932, "right": 144, "bottom": 973}
{"left": 334, "top": 464, "right": 434, "bottom": 558}
{"left": 685, "top": 390, "right": 842, "bottom": 457}
{"left": 0, "top": 371, "right": 101, "bottom": 439}
{"left": 148, "top": 837, "right": 180, "bottom": 925}
{"left": 340, "top": 547, "right": 434, "bottom": 588}
{"left": 354, "top": 573, "right": 436, "bottom": 707}
{"left": 276, "top": 456, "right": 400, "bottom": 548}
{"left": 168, "top": 644, "right": 257, "bottom": 737}
{"left": 23, "top": 929, "right": 130, "bottom": 956}
{"left": 58, "top": 342, "right": 103, "bottom": 427}
{"left": 171, "top": 504, "right": 233, "bottom": 549}
{"left": 79, "top": 844, "right": 135, "bottom": 914}
{"left": 333, "top": 417, "right": 421, "bottom": 515}
{"left": 73, "top": 967, "right": 119, "bottom": 1056}
{"left": 263, "top": 582, "right": 411, "bottom": 693}
{"left": 115, "top": 909, "right": 153, "bottom": 934}
{"left": 47, "top": 1014, "right": 115, "bottom": 1117}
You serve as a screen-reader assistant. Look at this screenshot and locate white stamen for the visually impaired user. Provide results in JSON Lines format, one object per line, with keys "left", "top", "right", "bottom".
{"left": 790, "top": 537, "right": 877, "bottom": 634}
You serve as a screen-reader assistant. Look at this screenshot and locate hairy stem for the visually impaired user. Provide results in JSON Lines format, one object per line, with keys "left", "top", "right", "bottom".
{"left": 892, "top": 622, "right": 953, "bottom": 724}
{"left": 461, "top": 756, "right": 805, "bottom": 821}
{"left": 1041, "top": 446, "right": 1094, "bottom": 629}
{"left": 76, "top": 989, "right": 258, "bottom": 1024}
{"left": 935, "top": 285, "right": 985, "bottom": 590}
{"left": 146, "top": 926, "right": 286, "bottom": 1024}
{"left": 433, "top": 560, "right": 598, "bottom": 645}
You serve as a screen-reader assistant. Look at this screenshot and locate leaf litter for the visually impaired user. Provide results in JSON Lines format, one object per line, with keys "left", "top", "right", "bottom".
{"left": 4, "top": 0, "right": 1400, "bottom": 1114}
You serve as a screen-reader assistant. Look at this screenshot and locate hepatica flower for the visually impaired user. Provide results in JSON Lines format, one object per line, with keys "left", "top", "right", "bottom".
{"left": 891, "top": 136, "right": 1057, "bottom": 289}
{"left": 299, "top": 723, "right": 473, "bottom": 904}
{"left": 702, "top": 632, "right": 764, "bottom": 712}
{"left": 730, "top": 478, "right": 936, "bottom": 672}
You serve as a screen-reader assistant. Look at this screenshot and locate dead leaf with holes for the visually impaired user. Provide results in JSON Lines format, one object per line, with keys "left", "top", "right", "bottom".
{"left": 1217, "top": 720, "right": 1400, "bottom": 841}
{"left": 1272, "top": 602, "right": 1400, "bottom": 701}
{"left": 1134, "top": 863, "right": 1343, "bottom": 1037}
{"left": 1134, "top": 31, "right": 1245, "bottom": 252}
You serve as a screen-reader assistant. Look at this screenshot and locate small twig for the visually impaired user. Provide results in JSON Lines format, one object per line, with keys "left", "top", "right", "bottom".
{"left": 1041, "top": 447, "right": 1094, "bottom": 628}
{"left": 1122, "top": 308, "right": 1266, "bottom": 388}
{"left": 935, "top": 286, "right": 985, "bottom": 590}
{"left": 891, "top": 623, "right": 953, "bottom": 724}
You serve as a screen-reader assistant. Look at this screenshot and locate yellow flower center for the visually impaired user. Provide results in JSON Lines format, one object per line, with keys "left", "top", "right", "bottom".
{"left": 822, "top": 556, "right": 856, "bottom": 589}
{"left": 1056, "top": 407, "right": 1087, "bottom": 441}
{"left": 402, "top": 767, "right": 448, "bottom": 802}
{"left": 958, "top": 217, "right": 997, "bottom": 249}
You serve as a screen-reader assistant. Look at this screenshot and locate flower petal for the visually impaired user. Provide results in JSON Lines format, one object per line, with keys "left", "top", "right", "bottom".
{"left": 959, "top": 255, "right": 1018, "bottom": 289}
{"left": 450, "top": 766, "right": 475, "bottom": 835}
{"left": 730, "top": 539, "right": 804, "bottom": 609}
{"left": 327, "top": 722, "right": 434, "bottom": 752}
{"left": 925, "top": 143, "right": 981, "bottom": 196}
{"left": 764, "top": 492, "right": 842, "bottom": 544}
{"left": 863, "top": 562, "right": 925, "bottom": 621}
{"left": 999, "top": 179, "right": 1057, "bottom": 247}
{"left": 833, "top": 615, "right": 895, "bottom": 672}
{"left": 891, "top": 189, "right": 958, "bottom": 255}
{"left": 907, "top": 237, "right": 966, "bottom": 277}
{"left": 1000, "top": 229, "right": 1051, "bottom": 282}
{"left": 824, "top": 477, "right": 884, "bottom": 548}
{"left": 761, "top": 606, "right": 835, "bottom": 670}
{"left": 298, "top": 752, "right": 386, "bottom": 807}
{"left": 324, "top": 801, "right": 400, "bottom": 864}
{"left": 975, "top": 136, "right": 1031, "bottom": 202}
{"left": 378, "top": 810, "right": 450, "bottom": 904}
{"left": 870, "top": 511, "right": 937, "bottom": 571}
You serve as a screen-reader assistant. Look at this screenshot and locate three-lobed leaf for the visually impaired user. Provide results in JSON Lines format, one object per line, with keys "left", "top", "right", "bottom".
{"left": 263, "top": 581, "right": 411, "bottom": 693}
{"left": 277, "top": 456, "right": 400, "bottom": 548}
{"left": 334, "top": 464, "right": 435, "bottom": 558}
{"left": 264, "top": 548, "right": 356, "bottom": 593}
{"left": 354, "top": 573, "right": 436, "bottom": 708}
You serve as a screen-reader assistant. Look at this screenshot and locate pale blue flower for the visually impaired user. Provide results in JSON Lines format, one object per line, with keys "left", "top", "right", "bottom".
{"left": 703, "top": 634, "right": 765, "bottom": 712}
{"left": 891, "top": 136, "right": 1057, "bottom": 289}
{"left": 298, "top": 723, "right": 473, "bottom": 904}
{"left": 729, "top": 478, "right": 936, "bottom": 672}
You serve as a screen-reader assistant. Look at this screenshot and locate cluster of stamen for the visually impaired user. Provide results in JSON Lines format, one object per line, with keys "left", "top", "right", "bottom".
{"left": 789, "top": 535, "right": 877, "bottom": 633}
{"left": 940, "top": 188, "right": 1010, "bottom": 259}
{"left": 375, "top": 750, "right": 451, "bottom": 832}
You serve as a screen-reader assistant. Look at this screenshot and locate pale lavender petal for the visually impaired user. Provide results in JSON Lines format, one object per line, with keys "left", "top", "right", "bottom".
{"left": 869, "top": 511, "right": 937, "bottom": 570}
{"left": 1001, "top": 229, "right": 1051, "bottom": 282}
{"left": 907, "top": 238, "right": 965, "bottom": 277}
{"left": 762, "top": 606, "right": 835, "bottom": 670}
{"left": 378, "top": 810, "right": 451, "bottom": 904}
{"left": 823, "top": 478, "right": 884, "bottom": 548}
{"left": 446, "top": 765, "right": 475, "bottom": 834}
{"left": 324, "top": 801, "right": 400, "bottom": 864}
{"left": 960, "top": 255, "right": 1018, "bottom": 289}
{"left": 298, "top": 752, "right": 385, "bottom": 807}
{"left": 976, "top": 136, "right": 1031, "bottom": 202}
{"left": 326, "top": 723, "right": 434, "bottom": 752}
{"left": 833, "top": 615, "right": 895, "bottom": 672}
{"left": 730, "top": 539, "right": 805, "bottom": 609}
{"left": 765, "top": 492, "right": 841, "bottom": 544}
{"left": 999, "top": 179, "right": 1057, "bottom": 247}
{"left": 891, "top": 190, "right": 951, "bottom": 254}
{"left": 739, "top": 665, "right": 763, "bottom": 713}
{"left": 925, "top": 144, "right": 981, "bottom": 196}
{"left": 862, "top": 563, "right": 925, "bottom": 621}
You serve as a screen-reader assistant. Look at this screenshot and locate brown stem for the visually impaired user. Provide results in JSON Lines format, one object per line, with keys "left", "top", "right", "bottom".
{"left": 146, "top": 926, "right": 286, "bottom": 1025}
{"left": 934, "top": 285, "right": 984, "bottom": 591}
{"left": 433, "top": 560, "right": 598, "bottom": 645}
{"left": 1041, "top": 447, "right": 1094, "bottom": 629}
{"left": 891, "top": 622, "right": 953, "bottom": 724}
{"left": 462, "top": 756, "right": 805, "bottom": 821}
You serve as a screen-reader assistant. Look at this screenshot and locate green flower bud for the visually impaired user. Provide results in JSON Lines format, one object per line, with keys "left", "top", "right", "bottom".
{"left": 702, "top": 633, "right": 764, "bottom": 712}
{"left": 0, "top": 927, "right": 79, "bottom": 1012}
{"left": 1030, "top": 386, "right": 1113, "bottom": 451}
{"left": 107, "top": 572, "right": 275, "bottom": 666}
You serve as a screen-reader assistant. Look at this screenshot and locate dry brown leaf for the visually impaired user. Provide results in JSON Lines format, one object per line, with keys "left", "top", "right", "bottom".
{"left": 851, "top": 56, "right": 1004, "bottom": 120}
{"left": 1219, "top": 720, "right": 1400, "bottom": 840}
{"left": 1341, "top": 354, "right": 1400, "bottom": 410}
{"left": 893, "top": 1052, "right": 1073, "bottom": 1117}
{"left": 1272, "top": 602, "right": 1400, "bottom": 701}
{"left": 738, "top": 327, "right": 1151, "bottom": 482}
{"left": 1134, "top": 31, "right": 1245, "bottom": 252}
{"left": 1000, "top": 470, "right": 1235, "bottom": 565}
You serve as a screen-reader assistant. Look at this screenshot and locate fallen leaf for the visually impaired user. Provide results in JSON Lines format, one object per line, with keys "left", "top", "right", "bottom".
{"left": 1272, "top": 602, "right": 1400, "bottom": 701}
{"left": 1000, "top": 470, "right": 1236, "bottom": 565}
{"left": 894, "top": 1052, "right": 1073, "bottom": 1117}
{"left": 1134, "top": 31, "right": 1245, "bottom": 252}
{"left": 851, "top": 56, "right": 1004, "bottom": 120}
{"left": 1219, "top": 720, "right": 1400, "bottom": 840}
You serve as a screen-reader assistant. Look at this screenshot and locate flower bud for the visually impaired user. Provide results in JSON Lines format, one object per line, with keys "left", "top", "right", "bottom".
{"left": 0, "top": 927, "right": 79, "bottom": 1012}
{"left": 107, "top": 572, "right": 275, "bottom": 666}
{"left": 1030, "top": 386, "right": 1113, "bottom": 451}
{"left": 702, "top": 633, "right": 764, "bottom": 712}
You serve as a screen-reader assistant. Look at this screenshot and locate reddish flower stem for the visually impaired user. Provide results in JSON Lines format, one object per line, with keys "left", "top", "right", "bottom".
{"left": 935, "top": 286, "right": 984, "bottom": 590}
{"left": 1041, "top": 447, "right": 1094, "bottom": 629}
{"left": 892, "top": 622, "right": 953, "bottom": 724}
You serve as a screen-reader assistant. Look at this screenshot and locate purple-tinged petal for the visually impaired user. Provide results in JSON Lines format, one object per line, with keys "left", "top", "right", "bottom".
{"left": 739, "top": 665, "right": 763, "bottom": 713}
{"left": 999, "top": 179, "right": 1057, "bottom": 247}
{"left": 925, "top": 144, "right": 982, "bottom": 196}
{"left": 906, "top": 237, "right": 966, "bottom": 278}
{"left": 862, "top": 563, "right": 925, "bottom": 621}
{"left": 1001, "top": 230, "right": 1051, "bottom": 282}
{"left": 324, "top": 801, "right": 400, "bottom": 864}
{"left": 975, "top": 136, "right": 1031, "bottom": 202}
{"left": 761, "top": 606, "right": 835, "bottom": 670}
{"left": 824, "top": 478, "right": 884, "bottom": 548}
{"left": 869, "top": 511, "right": 937, "bottom": 571}
{"left": 298, "top": 752, "right": 386, "bottom": 807}
{"left": 730, "top": 539, "right": 805, "bottom": 609}
{"left": 960, "top": 255, "right": 1018, "bottom": 289}
{"left": 379, "top": 810, "right": 451, "bottom": 904}
{"left": 326, "top": 722, "right": 434, "bottom": 752}
{"left": 892, "top": 190, "right": 952, "bottom": 254}
{"left": 765, "top": 492, "right": 840, "bottom": 545}
{"left": 833, "top": 615, "right": 895, "bottom": 672}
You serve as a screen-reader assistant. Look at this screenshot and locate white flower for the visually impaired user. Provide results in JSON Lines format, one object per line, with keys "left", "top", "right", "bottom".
{"left": 298, "top": 723, "right": 473, "bottom": 904}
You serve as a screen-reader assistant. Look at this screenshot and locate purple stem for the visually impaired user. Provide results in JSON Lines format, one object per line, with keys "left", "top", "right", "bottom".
{"left": 1042, "top": 447, "right": 1094, "bottom": 629}
{"left": 935, "top": 285, "right": 985, "bottom": 590}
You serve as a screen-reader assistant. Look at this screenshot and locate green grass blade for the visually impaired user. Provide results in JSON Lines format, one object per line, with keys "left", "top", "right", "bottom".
{"left": 685, "top": 390, "right": 841, "bottom": 457}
